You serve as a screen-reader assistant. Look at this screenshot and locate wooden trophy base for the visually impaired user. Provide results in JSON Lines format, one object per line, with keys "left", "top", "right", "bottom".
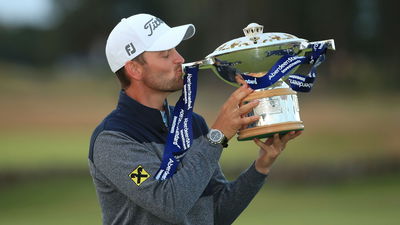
{"left": 237, "top": 121, "right": 304, "bottom": 141}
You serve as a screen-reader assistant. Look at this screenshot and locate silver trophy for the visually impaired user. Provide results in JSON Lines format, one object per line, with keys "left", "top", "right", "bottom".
{"left": 184, "top": 23, "right": 335, "bottom": 141}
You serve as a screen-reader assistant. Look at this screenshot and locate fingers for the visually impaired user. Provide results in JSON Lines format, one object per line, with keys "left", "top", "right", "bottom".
{"left": 254, "top": 134, "right": 280, "bottom": 149}
{"left": 240, "top": 115, "right": 260, "bottom": 126}
{"left": 281, "top": 131, "right": 295, "bottom": 144}
{"left": 254, "top": 136, "right": 274, "bottom": 147}
{"left": 227, "top": 81, "right": 253, "bottom": 106}
{"left": 264, "top": 136, "right": 274, "bottom": 146}
{"left": 253, "top": 138, "right": 264, "bottom": 148}
{"left": 281, "top": 130, "right": 302, "bottom": 144}
{"left": 238, "top": 99, "right": 259, "bottom": 115}
{"left": 290, "top": 130, "right": 302, "bottom": 140}
{"left": 235, "top": 74, "right": 247, "bottom": 86}
{"left": 293, "top": 130, "right": 303, "bottom": 138}
{"left": 257, "top": 131, "right": 302, "bottom": 148}
{"left": 272, "top": 133, "right": 283, "bottom": 148}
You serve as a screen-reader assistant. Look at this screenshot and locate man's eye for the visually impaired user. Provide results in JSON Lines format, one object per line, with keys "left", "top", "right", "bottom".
{"left": 160, "top": 51, "right": 169, "bottom": 58}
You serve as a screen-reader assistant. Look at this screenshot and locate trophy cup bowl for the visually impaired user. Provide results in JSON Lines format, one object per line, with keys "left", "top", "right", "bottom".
{"left": 237, "top": 80, "right": 303, "bottom": 141}
{"left": 185, "top": 23, "right": 335, "bottom": 141}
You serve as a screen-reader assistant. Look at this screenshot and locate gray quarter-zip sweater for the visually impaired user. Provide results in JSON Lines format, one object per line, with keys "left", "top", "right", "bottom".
{"left": 88, "top": 91, "right": 267, "bottom": 225}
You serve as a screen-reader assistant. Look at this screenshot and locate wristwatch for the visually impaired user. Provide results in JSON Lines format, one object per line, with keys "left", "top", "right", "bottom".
{"left": 207, "top": 129, "right": 228, "bottom": 148}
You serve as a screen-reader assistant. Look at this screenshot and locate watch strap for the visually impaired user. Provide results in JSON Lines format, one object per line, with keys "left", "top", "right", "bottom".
{"left": 221, "top": 136, "right": 228, "bottom": 148}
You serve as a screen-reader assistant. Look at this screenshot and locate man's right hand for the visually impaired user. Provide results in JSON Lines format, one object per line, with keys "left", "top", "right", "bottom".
{"left": 211, "top": 76, "right": 260, "bottom": 140}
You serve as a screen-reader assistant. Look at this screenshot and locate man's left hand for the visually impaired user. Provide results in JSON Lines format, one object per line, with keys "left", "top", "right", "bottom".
{"left": 253, "top": 130, "right": 302, "bottom": 175}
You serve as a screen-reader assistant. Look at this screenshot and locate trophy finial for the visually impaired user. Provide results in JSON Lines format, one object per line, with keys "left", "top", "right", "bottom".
{"left": 243, "top": 23, "right": 264, "bottom": 43}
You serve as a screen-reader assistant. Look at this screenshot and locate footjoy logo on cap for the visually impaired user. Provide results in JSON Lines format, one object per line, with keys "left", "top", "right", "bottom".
{"left": 125, "top": 42, "right": 136, "bottom": 56}
{"left": 144, "top": 17, "right": 164, "bottom": 36}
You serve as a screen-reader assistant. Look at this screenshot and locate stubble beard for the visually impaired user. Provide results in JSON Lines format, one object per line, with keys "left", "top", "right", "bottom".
{"left": 143, "top": 72, "right": 184, "bottom": 93}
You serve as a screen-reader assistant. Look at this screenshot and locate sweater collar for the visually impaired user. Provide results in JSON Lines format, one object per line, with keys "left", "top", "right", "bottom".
{"left": 116, "top": 90, "right": 170, "bottom": 131}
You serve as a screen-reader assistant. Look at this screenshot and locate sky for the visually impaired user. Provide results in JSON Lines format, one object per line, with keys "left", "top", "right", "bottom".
{"left": 0, "top": 0, "right": 56, "bottom": 28}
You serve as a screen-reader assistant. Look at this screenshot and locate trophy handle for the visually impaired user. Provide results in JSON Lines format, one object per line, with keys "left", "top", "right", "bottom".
{"left": 182, "top": 58, "right": 215, "bottom": 69}
{"left": 183, "top": 58, "right": 242, "bottom": 87}
{"left": 299, "top": 39, "right": 335, "bottom": 51}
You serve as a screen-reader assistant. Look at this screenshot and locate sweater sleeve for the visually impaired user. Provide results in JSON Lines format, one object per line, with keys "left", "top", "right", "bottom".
{"left": 92, "top": 130, "right": 223, "bottom": 224}
{"left": 210, "top": 162, "right": 268, "bottom": 225}
{"left": 193, "top": 113, "right": 268, "bottom": 225}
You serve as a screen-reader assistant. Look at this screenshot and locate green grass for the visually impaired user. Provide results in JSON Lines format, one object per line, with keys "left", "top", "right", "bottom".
{"left": 236, "top": 175, "right": 400, "bottom": 225}
{"left": 0, "top": 71, "right": 399, "bottom": 225}
{"left": 0, "top": 126, "right": 393, "bottom": 172}
{"left": 0, "top": 175, "right": 398, "bottom": 225}
{"left": 0, "top": 75, "right": 399, "bottom": 171}
{"left": 0, "top": 130, "right": 91, "bottom": 171}
{"left": 220, "top": 128, "right": 390, "bottom": 167}
{"left": 0, "top": 176, "right": 101, "bottom": 225}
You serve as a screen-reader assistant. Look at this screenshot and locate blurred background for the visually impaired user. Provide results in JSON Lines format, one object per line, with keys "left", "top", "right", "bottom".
{"left": 0, "top": 0, "right": 399, "bottom": 224}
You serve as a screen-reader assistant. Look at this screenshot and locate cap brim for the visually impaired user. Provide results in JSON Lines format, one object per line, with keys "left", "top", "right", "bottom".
{"left": 147, "top": 24, "right": 195, "bottom": 51}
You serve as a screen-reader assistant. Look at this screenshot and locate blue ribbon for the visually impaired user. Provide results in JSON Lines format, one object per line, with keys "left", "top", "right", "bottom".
{"left": 155, "top": 65, "right": 199, "bottom": 181}
{"left": 241, "top": 43, "right": 328, "bottom": 92}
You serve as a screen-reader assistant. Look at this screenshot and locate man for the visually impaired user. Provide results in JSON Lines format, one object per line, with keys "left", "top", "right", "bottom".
{"left": 89, "top": 13, "right": 301, "bottom": 225}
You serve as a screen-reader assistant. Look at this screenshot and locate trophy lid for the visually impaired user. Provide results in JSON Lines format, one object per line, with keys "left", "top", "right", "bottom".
{"left": 207, "top": 23, "right": 308, "bottom": 58}
{"left": 185, "top": 23, "right": 335, "bottom": 88}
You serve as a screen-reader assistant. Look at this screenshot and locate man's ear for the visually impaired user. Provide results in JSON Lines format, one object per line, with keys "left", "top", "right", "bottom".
{"left": 125, "top": 60, "right": 143, "bottom": 81}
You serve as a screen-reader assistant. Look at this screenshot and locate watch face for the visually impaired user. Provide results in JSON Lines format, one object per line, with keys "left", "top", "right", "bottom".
{"left": 210, "top": 129, "right": 223, "bottom": 142}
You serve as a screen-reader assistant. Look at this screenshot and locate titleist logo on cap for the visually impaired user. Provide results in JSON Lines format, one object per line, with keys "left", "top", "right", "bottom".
{"left": 144, "top": 17, "right": 164, "bottom": 36}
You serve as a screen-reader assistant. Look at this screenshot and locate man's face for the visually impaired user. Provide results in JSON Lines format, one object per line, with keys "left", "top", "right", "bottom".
{"left": 140, "top": 48, "right": 185, "bottom": 93}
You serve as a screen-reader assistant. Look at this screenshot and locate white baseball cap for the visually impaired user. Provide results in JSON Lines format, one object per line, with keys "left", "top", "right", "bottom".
{"left": 105, "top": 13, "right": 196, "bottom": 72}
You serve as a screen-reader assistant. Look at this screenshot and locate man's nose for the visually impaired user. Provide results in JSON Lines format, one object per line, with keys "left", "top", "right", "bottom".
{"left": 172, "top": 49, "right": 185, "bottom": 64}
